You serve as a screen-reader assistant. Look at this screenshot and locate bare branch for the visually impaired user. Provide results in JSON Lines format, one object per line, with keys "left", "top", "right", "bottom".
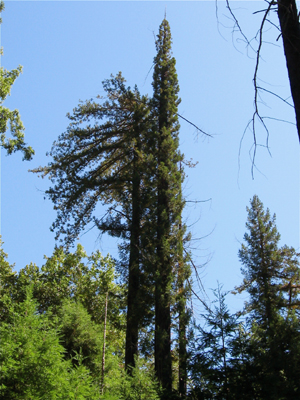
{"left": 184, "top": 248, "right": 208, "bottom": 301}
{"left": 186, "top": 198, "right": 212, "bottom": 204}
{"left": 261, "top": 116, "right": 296, "bottom": 125}
{"left": 257, "top": 86, "right": 294, "bottom": 107}
{"left": 177, "top": 113, "right": 213, "bottom": 138}
{"left": 188, "top": 279, "right": 209, "bottom": 309}
{"left": 225, "top": 0, "right": 256, "bottom": 53}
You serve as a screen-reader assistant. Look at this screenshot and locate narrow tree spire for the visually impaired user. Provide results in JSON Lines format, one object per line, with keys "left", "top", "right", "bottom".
{"left": 151, "top": 18, "right": 184, "bottom": 395}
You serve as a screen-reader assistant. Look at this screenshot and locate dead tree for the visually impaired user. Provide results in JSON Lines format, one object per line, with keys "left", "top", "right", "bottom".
{"left": 222, "top": 0, "right": 300, "bottom": 167}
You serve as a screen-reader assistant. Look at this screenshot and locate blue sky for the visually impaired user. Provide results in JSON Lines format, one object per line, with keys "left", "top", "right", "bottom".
{"left": 1, "top": 1, "right": 299, "bottom": 316}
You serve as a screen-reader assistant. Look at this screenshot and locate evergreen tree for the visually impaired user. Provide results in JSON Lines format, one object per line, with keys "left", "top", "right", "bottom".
{"left": 151, "top": 18, "right": 185, "bottom": 395}
{"left": 236, "top": 195, "right": 300, "bottom": 399}
{"left": 31, "top": 73, "right": 151, "bottom": 371}
{"left": 32, "top": 20, "right": 191, "bottom": 392}
{"left": 188, "top": 287, "right": 247, "bottom": 400}
{"left": 237, "top": 195, "right": 300, "bottom": 326}
{"left": 0, "top": 288, "right": 100, "bottom": 399}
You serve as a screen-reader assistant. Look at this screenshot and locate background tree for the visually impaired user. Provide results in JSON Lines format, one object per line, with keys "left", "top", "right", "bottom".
{"left": 188, "top": 198, "right": 300, "bottom": 399}
{"left": 0, "top": 1, "right": 34, "bottom": 160}
{"left": 237, "top": 195, "right": 300, "bottom": 326}
{"left": 236, "top": 195, "right": 300, "bottom": 399}
{"left": 0, "top": 288, "right": 100, "bottom": 400}
{"left": 237, "top": 195, "right": 284, "bottom": 328}
{"left": 188, "top": 287, "right": 248, "bottom": 400}
{"left": 0, "top": 239, "right": 17, "bottom": 321}
{"left": 13, "top": 244, "right": 125, "bottom": 326}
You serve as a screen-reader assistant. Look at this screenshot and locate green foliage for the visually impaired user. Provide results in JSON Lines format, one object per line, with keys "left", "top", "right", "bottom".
{"left": 235, "top": 196, "right": 300, "bottom": 399}
{"left": 188, "top": 286, "right": 247, "bottom": 399}
{"left": 58, "top": 300, "right": 104, "bottom": 375}
{"left": 0, "top": 241, "right": 126, "bottom": 394}
{"left": 0, "top": 1, "right": 34, "bottom": 160}
{"left": 151, "top": 18, "right": 187, "bottom": 394}
{"left": 188, "top": 198, "right": 300, "bottom": 399}
{"left": 0, "top": 238, "right": 17, "bottom": 321}
{"left": 14, "top": 244, "right": 125, "bottom": 327}
{"left": 31, "top": 73, "right": 150, "bottom": 246}
{"left": 0, "top": 288, "right": 99, "bottom": 399}
{"left": 102, "top": 358, "right": 161, "bottom": 400}
{"left": 237, "top": 195, "right": 300, "bottom": 324}
{"left": 30, "top": 17, "right": 190, "bottom": 394}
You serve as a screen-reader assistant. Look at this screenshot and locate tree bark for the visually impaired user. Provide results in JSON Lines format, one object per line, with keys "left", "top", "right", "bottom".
{"left": 155, "top": 112, "right": 172, "bottom": 390}
{"left": 278, "top": 0, "right": 300, "bottom": 142}
{"left": 125, "top": 131, "right": 141, "bottom": 372}
{"left": 177, "top": 163, "right": 187, "bottom": 397}
{"left": 178, "top": 275, "right": 187, "bottom": 397}
{"left": 100, "top": 291, "right": 108, "bottom": 394}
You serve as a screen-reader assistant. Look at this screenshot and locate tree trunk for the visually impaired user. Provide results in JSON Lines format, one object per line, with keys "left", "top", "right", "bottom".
{"left": 178, "top": 163, "right": 187, "bottom": 397}
{"left": 278, "top": 0, "right": 300, "bottom": 142}
{"left": 155, "top": 162, "right": 172, "bottom": 393}
{"left": 178, "top": 280, "right": 187, "bottom": 397}
{"left": 100, "top": 291, "right": 108, "bottom": 394}
{"left": 125, "top": 134, "right": 141, "bottom": 372}
{"left": 152, "top": 18, "right": 182, "bottom": 396}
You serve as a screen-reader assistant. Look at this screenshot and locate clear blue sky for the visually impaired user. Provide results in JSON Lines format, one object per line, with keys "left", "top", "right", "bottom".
{"left": 1, "top": 1, "right": 299, "bottom": 316}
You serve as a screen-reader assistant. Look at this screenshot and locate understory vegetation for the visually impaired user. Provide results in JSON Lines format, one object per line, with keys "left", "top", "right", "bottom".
{"left": 1, "top": 195, "right": 300, "bottom": 399}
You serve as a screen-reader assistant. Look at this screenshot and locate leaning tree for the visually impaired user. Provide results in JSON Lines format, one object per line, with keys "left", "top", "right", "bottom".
{"left": 32, "top": 73, "right": 151, "bottom": 372}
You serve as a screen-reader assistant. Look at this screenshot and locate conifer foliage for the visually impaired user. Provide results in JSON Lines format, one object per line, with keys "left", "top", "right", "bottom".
{"left": 237, "top": 195, "right": 300, "bottom": 325}
{"left": 32, "top": 73, "right": 151, "bottom": 374}
{"left": 236, "top": 195, "right": 300, "bottom": 399}
{"left": 189, "top": 196, "right": 300, "bottom": 399}
{"left": 151, "top": 19, "right": 184, "bottom": 394}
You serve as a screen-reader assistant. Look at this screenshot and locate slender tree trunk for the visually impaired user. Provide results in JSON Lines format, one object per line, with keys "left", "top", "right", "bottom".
{"left": 220, "top": 314, "right": 229, "bottom": 400}
{"left": 155, "top": 190, "right": 172, "bottom": 393}
{"left": 178, "top": 175, "right": 187, "bottom": 397}
{"left": 125, "top": 134, "right": 141, "bottom": 372}
{"left": 178, "top": 275, "right": 187, "bottom": 397}
{"left": 278, "top": 0, "right": 300, "bottom": 142}
{"left": 155, "top": 75, "right": 173, "bottom": 391}
{"left": 155, "top": 122, "right": 172, "bottom": 389}
{"left": 101, "top": 291, "right": 108, "bottom": 394}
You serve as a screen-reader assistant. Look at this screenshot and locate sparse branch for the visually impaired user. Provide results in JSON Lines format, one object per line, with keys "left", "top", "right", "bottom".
{"left": 186, "top": 198, "right": 212, "bottom": 204}
{"left": 251, "top": 1, "right": 274, "bottom": 176}
{"left": 177, "top": 113, "right": 213, "bottom": 138}
{"left": 223, "top": 0, "right": 300, "bottom": 177}
{"left": 188, "top": 279, "right": 209, "bottom": 309}
{"left": 225, "top": 0, "right": 256, "bottom": 52}
{"left": 261, "top": 116, "right": 296, "bottom": 125}
{"left": 184, "top": 248, "right": 208, "bottom": 301}
{"left": 257, "top": 86, "right": 294, "bottom": 107}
